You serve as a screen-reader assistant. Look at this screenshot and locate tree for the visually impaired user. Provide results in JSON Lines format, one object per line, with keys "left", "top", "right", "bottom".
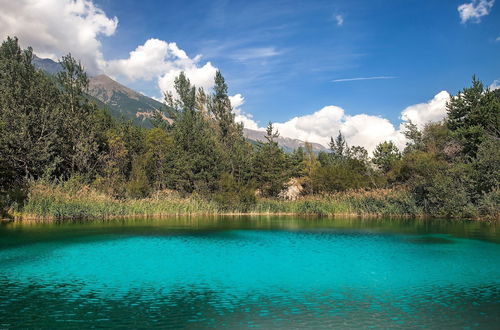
{"left": 143, "top": 128, "right": 175, "bottom": 190}
{"left": 99, "top": 132, "right": 129, "bottom": 196}
{"left": 57, "top": 54, "right": 102, "bottom": 177}
{"left": 372, "top": 141, "right": 401, "bottom": 173}
{"left": 208, "top": 70, "right": 251, "bottom": 180}
{"left": 209, "top": 71, "right": 234, "bottom": 142}
{"left": 166, "top": 72, "right": 224, "bottom": 193}
{"left": 329, "top": 131, "right": 348, "bottom": 162}
{"left": 0, "top": 37, "right": 64, "bottom": 186}
{"left": 446, "top": 76, "right": 500, "bottom": 158}
{"left": 252, "top": 122, "right": 289, "bottom": 197}
{"left": 402, "top": 121, "right": 423, "bottom": 154}
{"left": 301, "top": 143, "right": 320, "bottom": 193}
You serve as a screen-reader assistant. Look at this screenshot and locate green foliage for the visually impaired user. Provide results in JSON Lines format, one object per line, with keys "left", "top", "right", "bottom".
{"left": 126, "top": 158, "right": 150, "bottom": 199}
{"left": 0, "top": 37, "right": 64, "bottom": 186}
{"left": 447, "top": 76, "right": 500, "bottom": 158}
{"left": 213, "top": 173, "right": 256, "bottom": 211}
{"left": 372, "top": 141, "right": 401, "bottom": 173}
{"left": 143, "top": 128, "right": 174, "bottom": 190}
{"left": 311, "top": 161, "right": 371, "bottom": 192}
{"left": 473, "top": 137, "right": 500, "bottom": 195}
{"left": 329, "top": 131, "right": 348, "bottom": 162}
{"left": 252, "top": 122, "right": 289, "bottom": 197}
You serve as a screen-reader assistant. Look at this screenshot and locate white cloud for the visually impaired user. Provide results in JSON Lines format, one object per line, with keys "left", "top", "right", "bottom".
{"left": 229, "top": 94, "right": 261, "bottom": 130}
{"left": 235, "top": 91, "right": 450, "bottom": 154}
{"left": 0, "top": 0, "right": 118, "bottom": 74}
{"left": 104, "top": 38, "right": 218, "bottom": 96}
{"left": 400, "top": 91, "right": 450, "bottom": 129}
{"left": 229, "top": 94, "right": 245, "bottom": 109}
{"left": 496, "top": 37, "right": 500, "bottom": 42}
{"left": 272, "top": 106, "right": 406, "bottom": 154}
{"left": 458, "top": 0, "right": 495, "bottom": 23}
{"left": 157, "top": 61, "right": 218, "bottom": 95}
{"left": 335, "top": 15, "right": 344, "bottom": 26}
{"left": 490, "top": 79, "right": 500, "bottom": 90}
{"left": 104, "top": 39, "right": 189, "bottom": 81}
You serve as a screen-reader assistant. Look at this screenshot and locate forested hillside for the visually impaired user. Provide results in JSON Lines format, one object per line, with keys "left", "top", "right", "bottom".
{"left": 0, "top": 37, "right": 499, "bottom": 219}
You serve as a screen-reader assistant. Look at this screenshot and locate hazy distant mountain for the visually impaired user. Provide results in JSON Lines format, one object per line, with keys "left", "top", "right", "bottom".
{"left": 32, "top": 55, "right": 327, "bottom": 151}
{"left": 243, "top": 128, "right": 327, "bottom": 152}
{"left": 32, "top": 55, "right": 62, "bottom": 75}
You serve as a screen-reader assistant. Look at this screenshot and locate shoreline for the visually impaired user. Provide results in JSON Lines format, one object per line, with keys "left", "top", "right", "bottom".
{"left": 3, "top": 184, "right": 496, "bottom": 223}
{"left": 5, "top": 212, "right": 494, "bottom": 223}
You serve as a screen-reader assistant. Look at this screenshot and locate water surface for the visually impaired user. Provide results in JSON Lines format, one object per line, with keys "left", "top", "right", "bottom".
{"left": 1, "top": 217, "right": 499, "bottom": 329}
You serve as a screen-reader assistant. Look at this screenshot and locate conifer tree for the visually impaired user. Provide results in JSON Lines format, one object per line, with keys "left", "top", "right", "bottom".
{"left": 252, "top": 122, "right": 288, "bottom": 197}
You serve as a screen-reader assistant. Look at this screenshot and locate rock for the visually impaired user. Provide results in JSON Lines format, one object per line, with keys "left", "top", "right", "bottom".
{"left": 279, "top": 178, "right": 304, "bottom": 200}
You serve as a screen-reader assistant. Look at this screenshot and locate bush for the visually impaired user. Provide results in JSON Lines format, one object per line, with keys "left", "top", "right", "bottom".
{"left": 212, "top": 173, "right": 256, "bottom": 211}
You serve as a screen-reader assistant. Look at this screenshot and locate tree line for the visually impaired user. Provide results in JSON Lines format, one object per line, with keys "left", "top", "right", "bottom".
{"left": 0, "top": 37, "right": 499, "bottom": 217}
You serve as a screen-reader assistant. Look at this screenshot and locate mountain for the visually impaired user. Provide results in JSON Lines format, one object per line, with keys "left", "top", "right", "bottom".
{"left": 32, "top": 55, "right": 327, "bottom": 151}
{"left": 88, "top": 74, "right": 164, "bottom": 126}
{"left": 243, "top": 128, "right": 327, "bottom": 152}
{"left": 32, "top": 55, "right": 163, "bottom": 126}
{"left": 32, "top": 55, "right": 62, "bottom": 75}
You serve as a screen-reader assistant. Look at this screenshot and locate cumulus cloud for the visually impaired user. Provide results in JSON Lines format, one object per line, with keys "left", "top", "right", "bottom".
{"left": 104, "top": 39, "right": 190, "bottom": 81}
{"left": 234, "top": 91, "right": 450, "bottom": 154}
{"left": 400, "top": 91, "right": 450, "bottom": 129}
{"left": 490, "top": 79, "right": 500, "bottom": 90}
{"left": 229, "top": 94, "right": 261, "bottom": 130}
{"left": 458, "top": 0, "right": 495, "bottom": 23}
{"left": 0, "top": 0, "right": 118, "bottom": 74}
{"left": 104, "top": 38, "right": 219, "bottom": 96}
{"left": 272, "top": 106, "right": 406, "bottom": 153}
{"left": 158, "top": 61, "right": 218, "bottom": 95}
{"left": 0, "top": 1, "right": 215, "bottom": 94}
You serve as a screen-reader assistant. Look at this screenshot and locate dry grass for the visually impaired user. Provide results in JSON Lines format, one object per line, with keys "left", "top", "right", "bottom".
{"left": 16, "top": 180, "right": 425, "bottom": 221}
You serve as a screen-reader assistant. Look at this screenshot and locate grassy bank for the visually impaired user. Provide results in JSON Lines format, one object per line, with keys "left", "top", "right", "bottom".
{"left": 5, "top": 181, "right": 427, "bottom": 221}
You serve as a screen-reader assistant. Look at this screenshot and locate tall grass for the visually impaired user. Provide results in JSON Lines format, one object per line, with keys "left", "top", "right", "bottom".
{"left": 251, "top": 188, "right": 423, "bottom": 217}
{"left": 17, "top": 181, "right": 423, "bottom": 220}
{"left": 20, "top": 180, "right": 219, "bottom": 220}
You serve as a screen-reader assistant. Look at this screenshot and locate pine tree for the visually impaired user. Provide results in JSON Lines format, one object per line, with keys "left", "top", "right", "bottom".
{"left": 329, "top": 131, "right": 349, "bottom": 162}
{"left": 447, "top": 76, "right": 500, "bottom": 158}
{"left": 252, "top": 122, "right": 289, "bottom": 197}
{"left": 372, "top": 141, "right": 401, "bottom": 173}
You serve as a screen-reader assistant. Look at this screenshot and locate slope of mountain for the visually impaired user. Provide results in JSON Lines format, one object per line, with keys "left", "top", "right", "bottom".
{"left": 243, "top": 128, "right": 327, "bottom": 152}
{"left": 88, "top": 74, "right": 164, "bottom": 126}
{"left": 32, "top": 55, "right": 327, "bottom": 151}
{"left": 32, "top": 55, "right": 62, "bottom": 75}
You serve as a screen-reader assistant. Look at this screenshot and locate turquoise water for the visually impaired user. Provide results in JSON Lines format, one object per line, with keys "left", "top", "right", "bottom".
{"left": 1, "top": 217, "right": 499, "bottom": 329}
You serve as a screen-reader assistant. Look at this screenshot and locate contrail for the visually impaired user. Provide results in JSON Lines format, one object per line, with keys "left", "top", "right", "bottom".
{"left": 332, "top": 76, "right": 397, "bottom": 82}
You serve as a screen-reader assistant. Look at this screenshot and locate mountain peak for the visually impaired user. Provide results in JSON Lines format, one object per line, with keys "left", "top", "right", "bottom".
{"left": 88, "top": 74, "right": 142, "bottom": 102}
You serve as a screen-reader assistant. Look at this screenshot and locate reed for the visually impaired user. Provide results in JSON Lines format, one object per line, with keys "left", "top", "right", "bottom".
{"left": 20, "top": 181, "right": 219, "bottom": 220}
{"left": 15, "top": 180, "right": 425, "bottom": 221}
{"left": 251, "top": 188, "right": 423, "bottom": 217}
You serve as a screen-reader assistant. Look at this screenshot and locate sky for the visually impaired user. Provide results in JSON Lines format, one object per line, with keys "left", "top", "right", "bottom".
{"left": 0, "top": 0, "right": 499, "bottom": 152}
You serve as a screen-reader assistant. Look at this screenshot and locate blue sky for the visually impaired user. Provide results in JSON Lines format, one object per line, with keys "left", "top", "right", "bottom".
{"left": 1, "top": 0, "right": 499, "bottom": 150}
{"left": 95, "top": 0, "right": 499, "bottom": 124}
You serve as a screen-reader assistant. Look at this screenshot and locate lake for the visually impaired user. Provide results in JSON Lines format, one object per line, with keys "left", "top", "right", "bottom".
{"left": 1, "top": 216, "right": 499, "bottom": 329}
